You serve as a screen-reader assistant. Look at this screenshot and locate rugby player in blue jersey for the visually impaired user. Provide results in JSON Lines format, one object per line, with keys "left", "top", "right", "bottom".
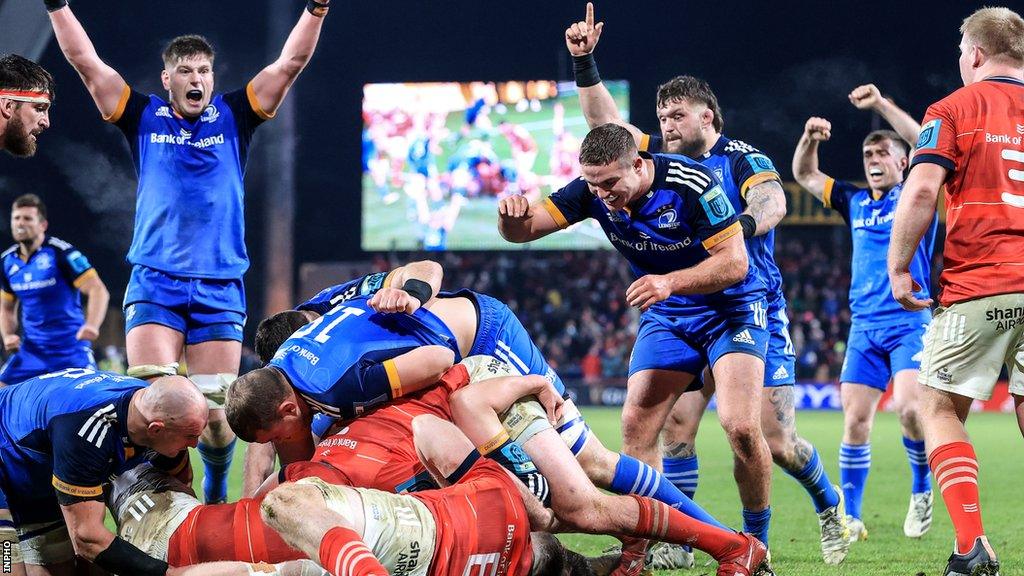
{"left": 1, "top": 194, "right": 109, "bottom": 386}
{"left": 246, "top": 260, "right": 731, "bottom": 537}
{"left": 0, "top": 368, "right": 207, "bottom": 576}
{"left": 561, "top": 4, "right": 847, "bottom": 564}
{"left": 44, "top": 0, "right": 330, "bottom": 504}
{"left": 499, "top": 123, "right": 774, "bottom": 566}
{"left": 0, "top": 54, "right": 53, "bottom": 158}
{"left": 793, "top": 85, "right": 936, "bottom": 542}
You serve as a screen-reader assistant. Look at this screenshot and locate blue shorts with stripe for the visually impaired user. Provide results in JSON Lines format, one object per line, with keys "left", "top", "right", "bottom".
{"left": 764, "top": 297, "right": 797, "bottom": 387}
{"left": 454, "top": 290, "right": 565, "bottom": 396}
{"left": 840, "top": 321, "right": 928, "bottom": 391}
{"left": 628, "top": 299, "right": 769, "bottom": 387}
{"left": 123, "top": 264, "right": 246, "bottom": 344}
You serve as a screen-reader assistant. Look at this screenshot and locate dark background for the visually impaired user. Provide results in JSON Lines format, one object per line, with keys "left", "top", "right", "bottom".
{"left": 0, "top": 0, "right": 972, "bottom": 334}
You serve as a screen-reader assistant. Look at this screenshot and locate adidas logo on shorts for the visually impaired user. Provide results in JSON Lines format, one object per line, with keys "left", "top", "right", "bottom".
{"left": 772, "top": 365, "right": 789, "bottom": 380}
{"left": 732, "top": 330, "right": 756, "bottom": 345}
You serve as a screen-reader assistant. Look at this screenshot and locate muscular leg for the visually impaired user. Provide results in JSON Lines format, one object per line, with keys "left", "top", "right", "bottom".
{"left": 839, "top": 382, "right": 881, "bottom": 524}
{"left": 713, "top": 353, "right": 773, "bottom": 546}
{"left": 187, "top": 340, "right": 241, "bottom": 503}
{"left": 661, "top": 383, "right": 712, "bottom": 500}
{"left": 1016, "top": 394, "right": 1024, "bottom": 438}
{"left": 620, "top": 369, "right": 693, "bottom": 467}
{"left": 125, "top": 323, "right": 185, "bottom": 369}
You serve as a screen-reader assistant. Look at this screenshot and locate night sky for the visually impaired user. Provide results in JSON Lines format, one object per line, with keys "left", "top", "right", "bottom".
{"left": 0, "top": 0, "right": 979, "bottom": 323}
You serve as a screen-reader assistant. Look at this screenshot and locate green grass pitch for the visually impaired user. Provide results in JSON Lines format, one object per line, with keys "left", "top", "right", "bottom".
{"left": 201, "top": 409, "right": 1021, "bottom": 576}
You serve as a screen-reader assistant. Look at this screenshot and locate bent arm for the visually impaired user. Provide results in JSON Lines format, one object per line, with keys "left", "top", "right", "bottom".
{"left": 248, "top": 9, "right": 327, "bottom": 118}
{"left": 448, "top": 375, "right": 552, "bottom": 446}
{"left": 874, "top": 98, "right": 922, "bottom": 148}
{"left": 792, "top": 135, "right": 830, "bottom": 201}
{"left": 498, "top": 201, "right": 562, "bottom": 243}
{"left": 0, "top": 294, "right": 19, "bottom": 342}
{"left": 743, "top": 180, "right": 788, "bottom": 236}
{"left": 48, "top": 7, "right": 127, "bottom": 118}
{"left": 387, "top": 260, "right": 444, "bottom": 304}
{"left": 388, "top": 345, "right": 456, "bottom": 396}
{"left": 60, "top": 500, "right": 117, "bottom": 560}
{"left": 667, "top": 232, "right": 749, "bottom": 294}
{"left": 77, "top": 274, "right": 109, "bottom": 335}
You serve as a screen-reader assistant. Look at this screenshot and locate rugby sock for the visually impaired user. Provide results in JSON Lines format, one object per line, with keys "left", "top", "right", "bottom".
{"left": 629, "top": 495, "right": 746, "bottom": 561}
{"left": 742, "top": 507, "right": 772, "bottom": 548}
{"left": 662, "top": 454, "right": 699, "bottom": 500}
{"left": 197, "top": 439, "right": 235, "bottom": 504}
{"left": 930, "top": 442, "right": 985, "bottom": 554}
{"left": 783, "top": 447, "right": 840, "bottom": 513}
{"left": 903, "top": 436, "right": 932, "bottom": 494}
{"left": 318, "top": 526, "right": 387, "bottom": 576}
{"left": 610, "top": 453, "right": 728, "bottom": 530}
{"left": 839, "top": 442, "right": 871, "bottom": 519}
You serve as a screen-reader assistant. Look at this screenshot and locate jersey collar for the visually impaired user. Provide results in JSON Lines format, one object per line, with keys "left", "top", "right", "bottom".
{"left": 984, "top": 76, "right": 1024, "bottom": 86}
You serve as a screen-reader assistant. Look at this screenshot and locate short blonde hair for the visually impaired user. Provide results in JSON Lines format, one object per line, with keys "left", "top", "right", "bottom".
{"left": 960, "top": 7, "right": 1024, "bottom": 66}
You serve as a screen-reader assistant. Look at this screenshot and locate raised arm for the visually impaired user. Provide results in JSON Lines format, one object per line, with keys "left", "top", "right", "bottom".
{"left": 742, "top": 180, "right": 788, "bottom": 237}
{"left": 792, "top": 117, "right": 834, "bottom": 201}
{"left": 47, "top": 5, "right": 127, "bottom": 119}
{"left": 849, "top": 84, "right": 922, "bottom": 147}
{"left": 497, "top": 195, "right": 563, "bottom": 243}
{"left": 248, "top": 1, "right": 330, "bottom": 118}
{"left": 565, "top": 3, "right": 645, "bottom": 142}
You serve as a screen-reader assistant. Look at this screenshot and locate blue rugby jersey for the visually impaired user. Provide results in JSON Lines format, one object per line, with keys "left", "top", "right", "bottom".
{"left": 543, "top": 153, "right": 766, "bottom": 315}
{"left": 824, "top": 179, "right": 936, "bottom": 327}
{"left": 108, "top": 84, "right": 270, "bottom": 279}
{"left": 0, "top": 236, "right": 96, "bottom": 348}
{"left": 270, "top": 295, "right": 460, "bottom": 419}
{"left": 642, "top": 134, "right": 784, "bottom": 298}
{"left": 0, "top": 369, "right": 149, "bottom": 503}
{"left": 298, "top": 271, "right": 393, "bottom": 316}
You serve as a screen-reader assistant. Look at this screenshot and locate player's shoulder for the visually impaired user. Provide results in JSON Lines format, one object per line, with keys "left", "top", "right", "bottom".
{"left": 1, "top": 245, "right": 17, "bottom": 259}
{"left": 45, "top": 236, "right": 76, "bottom": 252}
{"left": 653, "top": 153, "right": 718, "bottom": 195}
{"left": 719, "top": 136, "right": 762, "bottom": 157}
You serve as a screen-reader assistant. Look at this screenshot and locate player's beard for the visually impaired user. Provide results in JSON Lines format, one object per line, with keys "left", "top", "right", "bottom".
{"left": 3, "top": 113, "right": 37, "bottom": 157}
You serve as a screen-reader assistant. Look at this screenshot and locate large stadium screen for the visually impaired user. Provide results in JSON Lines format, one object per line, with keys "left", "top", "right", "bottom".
{"left": 361, "top": 80, "right": 629, "bottom": 251}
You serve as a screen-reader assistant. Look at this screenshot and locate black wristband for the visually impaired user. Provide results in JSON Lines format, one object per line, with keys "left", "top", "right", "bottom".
{"left": 402, "top": 279, "right": 433, "bottom": 306}
{"left": 94, "top": 537, "right": 168, "bottom": 576}
{"left": 739, "top": 214, "right": 757, "bottom": 238}
{"left": 43, "top": 0, "right": 68, "bottom": 12}
{"left": 572, "top": 53, "right": 601, "bottom": 88}
{"left": 305, "top": 0, "right": 329, "bottom": 17}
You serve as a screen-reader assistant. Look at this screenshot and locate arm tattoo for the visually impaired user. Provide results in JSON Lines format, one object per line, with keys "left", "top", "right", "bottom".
{"left": 744, "top": 180, "right": 786, "bottom": 235}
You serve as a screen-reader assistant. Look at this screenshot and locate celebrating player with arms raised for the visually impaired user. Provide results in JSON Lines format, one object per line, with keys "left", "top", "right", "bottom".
{"left": 793, "top": 84, "right": 935, "bottom": 542}
{"left": 563, "top": 4, "right": 846, "bottom": 563}
{"left": 44, "top": 0, "right": 330, "bottom": 503}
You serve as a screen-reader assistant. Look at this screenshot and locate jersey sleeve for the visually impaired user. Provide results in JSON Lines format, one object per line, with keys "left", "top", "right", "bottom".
{"left": 911, "top": 98, "right": 958, "bottom": 173}
{"left": 542, "top": 178, "right": 592, "bottom": 228}
{"left": 52, "top": 240, "right": 98, "bottom": 289}
{"left": 0, "top": 260, "right": 12, "bottom": 297}
{"left": 223, "top": 83, "right": 270, "bottom": 142}
{"left": 108, "top": 86, "right": 150, "bottom": 137}
{"left": 48, "top": 412, "right": 121, "bottom": 504}
{"left": 639, "top": 133, "right": 663, "bottom": 153}
{"left": 688, "top": 179, "right": 742, "bottom": 251}
{"left": 822, "top": 178, "right": 858, "bottom": 222}
{"left": 298, "top": 271, "right": 393, "bottom": 315}
{"left": 729, "top": 145, "right": 782, "bottom": 199}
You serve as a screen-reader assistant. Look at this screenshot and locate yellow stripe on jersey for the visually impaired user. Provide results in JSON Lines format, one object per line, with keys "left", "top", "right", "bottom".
{"left": 103, "top": 83, "right": 132, "bottom": 123}
{"left": 384, "top": 359, "right": 403, "bottom": 398}
{"left": 639, "top": 133, "right": 651, "bottom": 152}
{"left": 701, "top": 222, "right": 742, "bottom": 251}
{"left": 541, "top": 198, "right": 569, "bottom": 228}
{"left": 52, "top": 476, "right": 103, "bottom": 498}
{"left": 0, "top": 291, "right": 14, "bottom": 302}
{"left": 739, "top": 172, "right": 781, "bottom": 199}
{"left": 477, "top": 429, "right": 510, "bottom": 455}
{"left": 823, "top": 178, "right": 836, "bottom": 208}
{"left": 72, "top": 268, "right": 98, "bottom": 289}
{"left": 246, "top": 81, "right": 276, "bottom": 120}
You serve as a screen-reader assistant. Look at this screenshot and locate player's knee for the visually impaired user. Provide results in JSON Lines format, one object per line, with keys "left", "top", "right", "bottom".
{"left": 721, "top": 417, "right": 762, "bottom": 454}
{"left": 261, "top": 483, "right": 315, "bottom": 528}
